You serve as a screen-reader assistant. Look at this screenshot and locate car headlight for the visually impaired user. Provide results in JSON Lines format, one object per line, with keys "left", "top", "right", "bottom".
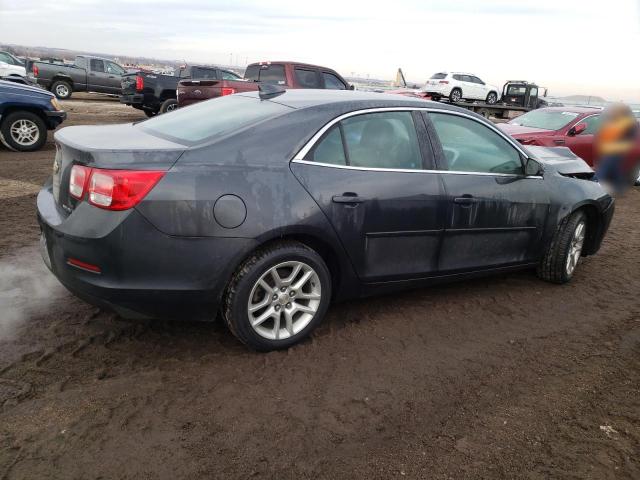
{"left": 50, "top": 97, "right": 62, "bottom": 111}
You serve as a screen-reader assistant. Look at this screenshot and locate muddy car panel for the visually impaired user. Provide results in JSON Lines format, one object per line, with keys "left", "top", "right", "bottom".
{"left": 37, "top": 90, "right": 614, "bottom": 322}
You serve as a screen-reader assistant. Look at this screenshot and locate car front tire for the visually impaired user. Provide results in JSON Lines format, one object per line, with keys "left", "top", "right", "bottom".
{"left": 0, "top": 111, "right": 47, "bottom": 152}
{"left": 537, "top": 210, "right": 587, "bottom": 284}
{"left": 223, "top": 241, "right": 332, "bottom": 351}
{"left": 486, "top": 92, "right": 498, "bottom": 104}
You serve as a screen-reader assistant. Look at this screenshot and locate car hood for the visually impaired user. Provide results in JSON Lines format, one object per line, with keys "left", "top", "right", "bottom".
{"left": 527, "top": 146, "right": 593, "bottom": 175}
{"left": 0, "top": 78, "right": 51, "bottom": 96}
{"left": 498, "top": 123, "right": 554, "bottom": 136}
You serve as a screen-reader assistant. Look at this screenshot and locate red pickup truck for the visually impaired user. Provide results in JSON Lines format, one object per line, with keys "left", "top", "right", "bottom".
{"left": 176, "top": 61, "right": 352, "bottom": 107}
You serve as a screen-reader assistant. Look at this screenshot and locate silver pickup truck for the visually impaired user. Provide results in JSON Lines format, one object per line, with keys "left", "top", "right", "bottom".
{"left": 29, "top": 55, "right": 127, "bottom": 99}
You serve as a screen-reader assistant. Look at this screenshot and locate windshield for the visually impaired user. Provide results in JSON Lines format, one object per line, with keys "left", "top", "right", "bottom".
{"left": 139, "top": 95, "right": 292, "bottom": 144}
{"left": 510, "top": 110, "right": 580, "bottom": 130}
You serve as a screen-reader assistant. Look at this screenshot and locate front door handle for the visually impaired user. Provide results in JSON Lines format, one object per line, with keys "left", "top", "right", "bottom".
{"left": 332, "top": 193, "right": 364, "bottom": 204}
{"left": 454, "top": 196, "right": 478, "bottom": 206}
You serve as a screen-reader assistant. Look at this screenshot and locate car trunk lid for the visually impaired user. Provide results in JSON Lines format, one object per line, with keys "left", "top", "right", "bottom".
{"left": 52, "top": 123, "right": 186, "bottom": 214}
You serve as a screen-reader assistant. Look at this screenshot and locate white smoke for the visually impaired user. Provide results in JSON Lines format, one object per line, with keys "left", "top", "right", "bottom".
{"left": 0, "top": 247, "right": 64, "bottom": 339}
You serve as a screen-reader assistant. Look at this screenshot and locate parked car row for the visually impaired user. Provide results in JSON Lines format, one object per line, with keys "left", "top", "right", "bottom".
{"left": 176, "top": 61, "right": 352, "bottom": 108}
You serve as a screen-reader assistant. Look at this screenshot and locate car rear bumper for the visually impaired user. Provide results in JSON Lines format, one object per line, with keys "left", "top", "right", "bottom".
{"left": 119, "top": 93, "right": 145, "bottom": 106}
{"left": 37, "top": 182, "right": 256, "bottom": 320}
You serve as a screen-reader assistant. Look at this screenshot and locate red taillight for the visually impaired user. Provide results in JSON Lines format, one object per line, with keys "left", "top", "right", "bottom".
{"left": 68, "top": 167, "right": 165, "bottom": 211}
{"left": 439, "top": 80, "right": 449, "bottom": 84}
{"left": 33, "top": 65, "right": 39, "bottom": 77}
{"left": 221, "top": 87, "right": 236, "bottom": 96}
{"left": 135, "top": 75, "right": 144, "bottom": 91}
{"left": 69, "top": 165, "right": 91, "bottom": 199}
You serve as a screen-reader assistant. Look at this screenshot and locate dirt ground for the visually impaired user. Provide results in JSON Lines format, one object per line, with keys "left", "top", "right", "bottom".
{"left": 0, "top": 95, "right": 639, "bottom": 480}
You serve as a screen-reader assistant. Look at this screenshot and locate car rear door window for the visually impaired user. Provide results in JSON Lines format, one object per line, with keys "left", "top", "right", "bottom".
{"left": 342, "top": 112, "right": 423, "bottom": 169}
{"left": 90, "top": 59, "right": 105, "bottom": 73}
{"left": 429, "top": 113, "right": 523, "bottom": 175}
{"left": 253, "top": 64, "right": 286, "bottom": 85}
{"left": 453, "top": 74, "right": 463, "bottom": 81}
{"left": 295, "top": 68, "right": 320, "bottom": 88}
{"left": 322, "top": 72, "right": 346, "bottom": 90}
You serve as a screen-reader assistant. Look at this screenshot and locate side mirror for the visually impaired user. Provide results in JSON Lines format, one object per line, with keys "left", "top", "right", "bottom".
{"left": 349, "top": 84, "right": 355, "bottom": 90}
{"left": 568, "top": 123, "right": 586, "bottom": 136}
{"left": 525, "top": 158, "right": 543, "bottom": 176}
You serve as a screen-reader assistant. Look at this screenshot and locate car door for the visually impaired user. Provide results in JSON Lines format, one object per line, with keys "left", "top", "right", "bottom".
{"left": 471, "top": 76, "right": 488, "bottom": 100}
{"left": 564, "top": 114, "right": 600, "bottom": 166}
{"left": 87, "top": 59, "right": 111, "bottom": 92}
{"left": 424, "top": 110, "right": 550, "bottom": 272}
{"left": 104, "top": 61, "right": 125, "bottom": 93}
{"left": 460, "top": 75, "right": 477, "bottom": 99}
{"left": 291, "top": 110, "right": 448, "bottom": 282}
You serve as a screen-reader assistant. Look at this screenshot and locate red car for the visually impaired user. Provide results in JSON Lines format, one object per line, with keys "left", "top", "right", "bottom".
{"left": 498, "top": 107, "right": 640, "bottom": 173}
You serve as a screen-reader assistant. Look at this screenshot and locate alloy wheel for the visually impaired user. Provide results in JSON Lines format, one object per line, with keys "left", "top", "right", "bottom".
{"left": 55, "top": 84, "right": 69, "bottom": 98}
{"left": 451, "top": 90, "right": 461, "bottom": 102}
{"left": 9, "top": 119, "right": 40, "bottom": 146}
{"left": 566, "top": 221, "right": 585, "bottom": 275}
{"left": 247, "top": 261, "right": 322, "bottom": 340}
{"left": 166, "top": 103, "right": 178, "bottom": 112}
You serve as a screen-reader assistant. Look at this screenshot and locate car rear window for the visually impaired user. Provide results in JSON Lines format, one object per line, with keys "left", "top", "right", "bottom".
{"left": 244, "top": 64, "right": 286, "bottom": 85}
{"left": 139, "top": 95, "right": 292, "bottom": 144}
{"left": 191, "top": 67, "right": 218, "bottom": 79}
{"left": 510, "top": 110, "right": 580, "bottom": 130}
{"left": 430, "top": 73, "right": 447, "bottom": 79}
{"left": 294, "top": 68, "right": 320, "bottom": 88}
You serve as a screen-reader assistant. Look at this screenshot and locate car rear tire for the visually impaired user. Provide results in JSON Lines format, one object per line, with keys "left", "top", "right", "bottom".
{"left": 0, "top": 111, "right": 47, "bottom": 152}
{"left": 449, "top": 88, "right": 462, "bottom": 103}
{"left": 51, "top": 80, "right": 72, "bottom": 100}
{"left": 223, "top": 241, "right": 332, "bottom": 351}
{"left": 143, "top": 109, "right": 158, "bottom": 118}
{"left": 486, "top": 92, "right": 498, "bottom": 104}
{"left": 159, "top": 98, "right": 178, "bottom": 114}
{"left": 537, "top": 210, "right": 587, "bottom": 284}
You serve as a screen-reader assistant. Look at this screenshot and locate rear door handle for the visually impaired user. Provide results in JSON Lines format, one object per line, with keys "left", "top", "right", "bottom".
{"left": 454, "top": 196, "right": 478, "bottom": 206}
{"left": 332, "top": 193, "right": 364, "bottom": 204}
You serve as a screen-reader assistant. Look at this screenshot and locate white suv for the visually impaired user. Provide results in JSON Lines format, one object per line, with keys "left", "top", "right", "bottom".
{"left": 423, "top": 72, "right": 500, "bottom": 104}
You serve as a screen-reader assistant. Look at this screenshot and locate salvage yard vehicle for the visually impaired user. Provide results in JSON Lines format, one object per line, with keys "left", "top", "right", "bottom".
{"left": 38, "top": 89, "right": 614, "bottom": 351}
{"left": 29, "top": 55, "right": 126, "bottom": 99}
{"left": 423, "top": 72, "right": 500, "bottom": 104}
{"left": 0, "top": 51, "right": 27, "bottom": 78}
{"left": 177, "top": 61, "right": 351, "bottom": 107}
{"left": 498, "top": 106, "right": 640, "bottom": 184}
{"left": 121, "top": 65, "right": 241, "bottom": 116}
{"left": 0, "top": 79, "right": 66, "bottom": 151}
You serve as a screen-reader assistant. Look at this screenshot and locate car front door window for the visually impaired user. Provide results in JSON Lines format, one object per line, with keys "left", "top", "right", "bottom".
{"left": 429, "top": 112, "right": 523, "bottom": 175}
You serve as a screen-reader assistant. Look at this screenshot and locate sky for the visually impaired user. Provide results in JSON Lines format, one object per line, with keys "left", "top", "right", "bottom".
{"left": 1, "top": 0, "right": 639, "bottom": 101}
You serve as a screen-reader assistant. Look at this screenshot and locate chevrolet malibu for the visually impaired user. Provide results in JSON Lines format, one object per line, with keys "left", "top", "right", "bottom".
{"left": 38, "top": 89, "right": 614, "bottom": 351}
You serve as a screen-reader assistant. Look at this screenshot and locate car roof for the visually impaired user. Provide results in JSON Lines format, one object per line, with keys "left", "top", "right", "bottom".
{"left": 237, "top": 88, "right": 455, "bottom": 111}
{"left": 248, "top": 61, "right": 340, "bottom": 71}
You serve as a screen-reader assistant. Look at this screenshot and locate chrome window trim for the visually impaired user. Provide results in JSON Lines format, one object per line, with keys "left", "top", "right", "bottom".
{"left": 292, "top": 159, "right": 543, "bottom": 179}
{"left": 291, "top": 106, "right": 532, "bottom": 172}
